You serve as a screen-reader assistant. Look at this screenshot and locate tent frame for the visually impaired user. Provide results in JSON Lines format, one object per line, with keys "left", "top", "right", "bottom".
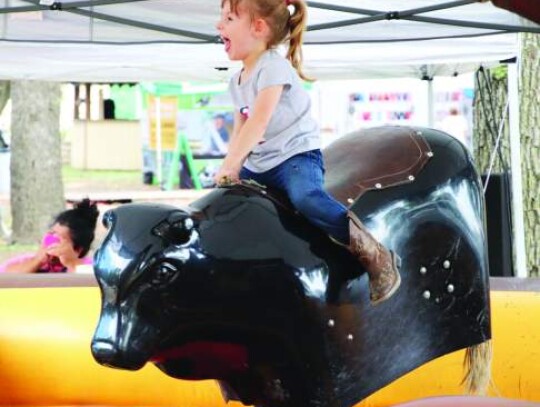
{"left": 1, "top": 0, "right": 539, "bottom": 46}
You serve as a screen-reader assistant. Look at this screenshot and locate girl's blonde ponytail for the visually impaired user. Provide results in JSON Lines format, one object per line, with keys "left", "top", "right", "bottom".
{"left": 285, "top": 0, "right": 312, "bottom": 81}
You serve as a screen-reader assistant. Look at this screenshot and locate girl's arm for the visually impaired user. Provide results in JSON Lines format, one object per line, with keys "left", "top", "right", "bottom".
{"left": 230, "top": 109, "right": 246, "bottom": 143}
{"left": 214, "top": 85, "right": 284, "bottom": 183}
{"left": 2, "top": 248, "right": 48, "bottom": 273}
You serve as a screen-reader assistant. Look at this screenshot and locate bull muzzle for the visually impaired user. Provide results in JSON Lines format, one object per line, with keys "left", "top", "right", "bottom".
{"left": 91, "top": 339, "right": 147, "bottom": 370}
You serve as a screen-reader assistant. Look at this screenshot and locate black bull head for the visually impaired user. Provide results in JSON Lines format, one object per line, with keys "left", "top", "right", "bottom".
{"left": 91, "top": 127, "right": 491, "bottom": 407}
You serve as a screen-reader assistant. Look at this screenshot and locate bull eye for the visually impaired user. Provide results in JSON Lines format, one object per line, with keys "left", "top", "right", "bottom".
{"left": 166, "top": 219, "right": 193, "bottom": 245}
{"left": 151, "top": 261, "right": 178, "bottom": 285}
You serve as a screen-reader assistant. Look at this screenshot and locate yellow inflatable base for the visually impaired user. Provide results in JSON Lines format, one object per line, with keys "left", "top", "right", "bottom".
{"left": 0, "top": 285, "right": 538, "bottom": 406}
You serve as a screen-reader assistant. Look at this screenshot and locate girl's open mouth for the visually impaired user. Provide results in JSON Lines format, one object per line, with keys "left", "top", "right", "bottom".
{"left": 223, "top": 37, "right": 231, "bottom": 52}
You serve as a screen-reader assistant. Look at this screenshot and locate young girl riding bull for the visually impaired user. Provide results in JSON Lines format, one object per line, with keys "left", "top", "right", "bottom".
{"left": 214, "top": 0, "right": 401, "bottom": 305}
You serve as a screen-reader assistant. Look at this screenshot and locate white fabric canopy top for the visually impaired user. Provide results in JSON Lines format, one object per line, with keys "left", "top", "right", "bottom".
{"left": 0, "top": 0, "right": 539, "bottom": 81}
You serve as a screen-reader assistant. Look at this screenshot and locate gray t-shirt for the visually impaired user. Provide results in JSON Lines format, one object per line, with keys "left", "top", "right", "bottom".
{"left": 229, "top": 49, "right": 320, "bottom": 173}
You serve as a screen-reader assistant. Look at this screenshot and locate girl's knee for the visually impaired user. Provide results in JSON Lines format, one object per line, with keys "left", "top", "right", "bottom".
{"left": 290, "top": 188, "right": 347, "bottom": 223}
{"left": 289, "top": 189, "right": 320, "bottom": 215}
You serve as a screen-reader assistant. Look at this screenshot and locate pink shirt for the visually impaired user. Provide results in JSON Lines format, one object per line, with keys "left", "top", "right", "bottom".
{"left": 0, "top": 254, "right": 92, "bottom": 273}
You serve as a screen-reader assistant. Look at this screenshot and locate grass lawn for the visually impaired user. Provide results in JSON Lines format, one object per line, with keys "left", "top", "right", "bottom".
{"left": 61, "top": 166, "right": 149, "bottom": 193}
{"left": 62, "top": 166, "right": 141, "bottom": 182}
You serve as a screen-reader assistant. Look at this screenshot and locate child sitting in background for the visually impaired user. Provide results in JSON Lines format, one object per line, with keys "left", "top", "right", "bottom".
{"left": 0, "top": 199, "right": 99, "bottom": 274}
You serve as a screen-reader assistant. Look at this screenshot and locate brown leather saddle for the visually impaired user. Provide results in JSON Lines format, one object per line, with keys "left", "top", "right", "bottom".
{"left": 323, "top": 126, "right": 432, "bottom": 206}
{"left": 225, "top": 126, "right": 432, "bottom": 211}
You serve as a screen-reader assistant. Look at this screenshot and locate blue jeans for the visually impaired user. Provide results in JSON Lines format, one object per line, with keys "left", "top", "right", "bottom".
{"left": 240, "top": 150, "right": 350, "bottom": 245}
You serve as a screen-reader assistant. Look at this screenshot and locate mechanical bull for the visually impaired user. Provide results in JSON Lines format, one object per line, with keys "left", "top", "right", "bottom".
{"left": 91, "top": 126, "right": 491, "bottom": 407}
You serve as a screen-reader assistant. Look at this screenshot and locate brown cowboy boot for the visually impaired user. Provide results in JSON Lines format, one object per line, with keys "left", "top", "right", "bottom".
{"left": 348, "top": 211, "right": 401, "bottom": 305}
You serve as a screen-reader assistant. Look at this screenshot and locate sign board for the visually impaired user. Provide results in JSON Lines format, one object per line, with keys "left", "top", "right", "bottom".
{"left": 148, "top": 95, "right": 178, "bottom": 151}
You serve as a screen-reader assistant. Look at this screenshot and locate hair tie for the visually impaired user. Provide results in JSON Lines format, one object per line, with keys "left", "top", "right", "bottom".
{"left": 285, "top": 0, "right": 294, "bottom": 14}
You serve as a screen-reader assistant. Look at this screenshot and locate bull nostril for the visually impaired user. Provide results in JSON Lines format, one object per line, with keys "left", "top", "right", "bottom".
{"left": 91, "top": 340, "right": 118, "bottom": 364}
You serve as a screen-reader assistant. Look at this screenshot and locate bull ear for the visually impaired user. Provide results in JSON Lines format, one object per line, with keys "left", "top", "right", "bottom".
{"left": 164, "top": 218, "right": 194, "bottom": 245}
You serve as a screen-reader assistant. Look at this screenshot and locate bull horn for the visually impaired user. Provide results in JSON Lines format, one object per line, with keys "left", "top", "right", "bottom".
{"left": 462, "top": 339, "right": 493, "bottom": 395}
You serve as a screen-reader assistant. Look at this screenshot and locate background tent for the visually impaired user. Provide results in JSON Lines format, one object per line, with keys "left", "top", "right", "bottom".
{"left": 1, "top": 0, "right": 539, "bottom": 275}
{"left": 0, "top": 0, "right": 539, "bottom": 82}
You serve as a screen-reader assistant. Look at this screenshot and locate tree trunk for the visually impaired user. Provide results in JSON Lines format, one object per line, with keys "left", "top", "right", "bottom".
{"left": 0, "top": 81, "right": 9, "bottom": 114}
{"left": 520, "top": 33, "right": 540, "bottom": 277}
{"left": 472, "top": 66, "right": 510, "bottom": 174}
{"left": 473, "top": 33, "right": 540, "bottom": 277}
{"left": 10, "top": 81, "right": 65, "bottom": 244}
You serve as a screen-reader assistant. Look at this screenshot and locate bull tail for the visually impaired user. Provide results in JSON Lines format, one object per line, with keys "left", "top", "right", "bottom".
{"left": 462, "top": 339, "right": 493, "bottom": 395}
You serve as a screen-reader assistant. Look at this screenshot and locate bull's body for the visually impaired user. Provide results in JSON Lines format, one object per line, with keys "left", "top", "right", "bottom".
{"left": 92, "top": 126, "right": 491, "bottom": 407}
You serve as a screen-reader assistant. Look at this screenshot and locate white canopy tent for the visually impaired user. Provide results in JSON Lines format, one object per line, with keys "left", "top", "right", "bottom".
{"left": 0, "top": 0, "right": 538, "bottom": 81}
{"left": 1, "top": 0, "right": 539, "bottom": 276}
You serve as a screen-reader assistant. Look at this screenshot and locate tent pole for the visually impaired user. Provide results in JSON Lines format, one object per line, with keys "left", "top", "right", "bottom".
{"left": 427, "top": 79, "right": 435, "bottom": 127}
{"left": 156, "top": 97, "right": 163, "bottom": 186}
{"left": 507, "top": 60, "right": 527, "bottom": 277}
